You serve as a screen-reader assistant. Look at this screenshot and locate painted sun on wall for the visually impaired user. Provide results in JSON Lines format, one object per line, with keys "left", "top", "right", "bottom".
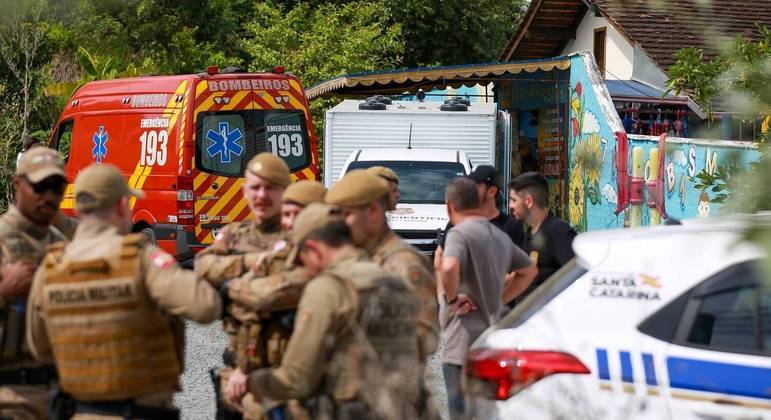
{"left": 566, "top": 59, "right": 760, "bottom": 232}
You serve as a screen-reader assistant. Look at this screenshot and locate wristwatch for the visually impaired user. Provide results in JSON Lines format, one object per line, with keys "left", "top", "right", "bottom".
{"left": 443, "top": 294, "right": 458, "bottom": 305}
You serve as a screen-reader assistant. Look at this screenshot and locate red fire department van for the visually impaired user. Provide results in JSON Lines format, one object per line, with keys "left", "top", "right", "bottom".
{"left": 48, "top": 66, "right": 319, "bottom": 260}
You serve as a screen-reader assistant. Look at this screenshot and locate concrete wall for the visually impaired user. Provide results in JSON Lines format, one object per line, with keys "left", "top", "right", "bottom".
{"left": 566, "top": 53, "right": 760, "bottom": 232}
{"left": 562, "top": 12, "right": 635, "bottom": 80}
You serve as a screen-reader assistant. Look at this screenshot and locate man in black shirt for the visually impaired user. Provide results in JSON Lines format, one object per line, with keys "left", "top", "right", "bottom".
{"left": 436, "top": 165, "right": 525, "bottom": 250}
{"left": 508, "top": 172, "right": 576, "bottom": 304}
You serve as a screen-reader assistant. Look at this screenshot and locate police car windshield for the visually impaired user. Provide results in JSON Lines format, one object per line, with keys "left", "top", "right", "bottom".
{"left": 195, "top": 110, "right": 309, "bottom": 176}
{"left": 347, "top": 160, "right": 466, "bottom": 204}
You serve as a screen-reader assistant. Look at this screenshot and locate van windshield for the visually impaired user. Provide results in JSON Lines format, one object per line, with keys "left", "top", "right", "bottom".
{"left": 347, "top": 160, "right": 466, "bottom": 204}
{"left": 195, "top": 110, "right": 309, "bottom": 176}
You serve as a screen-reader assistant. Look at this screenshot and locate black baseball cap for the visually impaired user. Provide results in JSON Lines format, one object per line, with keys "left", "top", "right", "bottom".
{"left": 467, "top": 165, "right": 500, "bottom": 188}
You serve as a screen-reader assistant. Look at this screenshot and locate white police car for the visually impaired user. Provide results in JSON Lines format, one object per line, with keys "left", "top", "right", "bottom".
{"left": 465, "top": 215, "right": 771, "bottom": 419}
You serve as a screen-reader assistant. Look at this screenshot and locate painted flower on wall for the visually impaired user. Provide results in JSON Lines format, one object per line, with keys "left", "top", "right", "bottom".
{"left": 576, "top": 133, "right": 603, "bottom": 185}
{"left": 569, "top": 165, "right": 586, "bottom": 230}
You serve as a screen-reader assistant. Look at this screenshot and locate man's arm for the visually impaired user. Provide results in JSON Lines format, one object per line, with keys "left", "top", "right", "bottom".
{"left": 437, "top": 256, "right": 461, "bottom": 302}
{"left": 502, "top": 245, "right": 535, "bottom": 303}
{"left": 247, "top": 277, "right": 340, "bottom": 401}
{"left": 503, "top": 262, "right": 537, "bottom": 303}
{"left": 226, "top": 266, "right": 311, "bottom": 312}
{"left": 144, "top": 246, "right": 222, "bottom": 323}
{"left": 26, "top": 266, "right": 52, "bottom": 362}
{"left": 194, "top": 225, "right": 248, "bottom": 287}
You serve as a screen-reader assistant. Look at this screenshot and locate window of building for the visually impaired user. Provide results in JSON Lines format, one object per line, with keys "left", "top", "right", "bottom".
{"left": 594, "top": 28, "right": 607, "bottom": 77}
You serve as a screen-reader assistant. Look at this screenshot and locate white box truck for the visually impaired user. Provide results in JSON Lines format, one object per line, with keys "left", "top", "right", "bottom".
{"left": 323, "top": 98, "right": 512, "bottom": 252}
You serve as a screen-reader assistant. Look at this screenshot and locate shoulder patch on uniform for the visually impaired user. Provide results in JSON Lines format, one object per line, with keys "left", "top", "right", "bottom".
{"left": 273, "top": 240, "right": 287, "bottom": 252}
{"left": 299, "top": 308, "right": 312, "bottom": 322}
{"left": 149, "top": 249, "right": 175, "bottom": 269}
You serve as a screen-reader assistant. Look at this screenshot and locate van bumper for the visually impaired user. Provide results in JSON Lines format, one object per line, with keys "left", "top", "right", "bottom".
{"left": 151, "top": 223, "right": 198, "bottom": 261}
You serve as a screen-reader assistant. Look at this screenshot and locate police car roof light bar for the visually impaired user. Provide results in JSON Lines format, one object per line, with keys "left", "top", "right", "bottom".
{"left": 466, "top": 349, "right": 590, "bottom": 400}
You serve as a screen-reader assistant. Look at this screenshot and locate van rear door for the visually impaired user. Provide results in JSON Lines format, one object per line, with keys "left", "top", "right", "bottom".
{"left": 191, "top": 76, "right": 313, "bottom": 245}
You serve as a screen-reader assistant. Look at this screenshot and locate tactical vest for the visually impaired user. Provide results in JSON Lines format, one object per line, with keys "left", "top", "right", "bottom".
{"left": 325, "top": 262, "right": 421, "bottom": 410}
{"left": 41, "top": 234, "right": 181, "bottom": 402}
{"left": 0, "top": 215, "right": 64, "bottom": 367}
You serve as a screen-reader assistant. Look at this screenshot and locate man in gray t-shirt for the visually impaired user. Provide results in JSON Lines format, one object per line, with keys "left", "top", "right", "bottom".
{"left": 436, "top": 177, "right": 535, "bottom": 419}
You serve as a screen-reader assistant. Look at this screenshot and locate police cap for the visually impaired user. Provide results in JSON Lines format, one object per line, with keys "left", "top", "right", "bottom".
{"left": 16, "top": 147, "right": 66, "bottom": 183}
{"left": 366, "top": 166, "right": 399, "bottom": 184}
{"left": 282, "top": 180, "right": 325, "bottom": 206}
{"left": 291, "top": 203, "right": 344, "bottom": 245}
{"left": 246, "top": 153, "right": 291, "bottom": 187}
{"left": 74, "top": 164, "right": 143, "bottom": 213}
{"left": 325, "top": 170, "right": 388, "bottom": 207}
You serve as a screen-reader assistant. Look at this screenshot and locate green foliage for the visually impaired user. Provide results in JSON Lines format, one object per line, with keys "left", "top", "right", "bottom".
{"left": 243, "top": 1, "right": 405, "bottom": 166}
{"left": 667, "top": 23, "right": 771, "bottom": 118}
{"left": 382, "top": 0, "right": 527, "bottom": 67}
{"left": 666, "top": 47, "right": 726, "bottom": 116}
{"left": 691, "top": 166, "right": 730, "bottom": 204}
{"left": 0, "top": 0, "right": 527, "bottom": 210}
{"left": 244, "top": 2, "right": 403, "bottom": 86}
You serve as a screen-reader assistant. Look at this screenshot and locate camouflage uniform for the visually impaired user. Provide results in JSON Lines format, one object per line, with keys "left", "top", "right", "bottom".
{"left": 371, "top": 230, "right": 439, "bottom": 360}
{"left": 195, "top": 216, "right": 295, "bottom": 370}
{"left": 247, "top": 204, "right": 422, "bottom": 419}
{"left": 325, "top": 170, "right": 440, "bottom": 418}
{"left": 0, "top": 206, "right": 67, "bottom": 420}
{"left": 1, "top": 147, "right": 73, "bottom": 420}
{"left": 194, "top": 153, "right": 302, "bottom": 419}
{"left": 25, "top": 163, "right": 221, "bottom": 420}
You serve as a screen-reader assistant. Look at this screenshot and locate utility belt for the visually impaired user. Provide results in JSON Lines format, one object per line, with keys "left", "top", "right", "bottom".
{"left": 50, "top": 391, "right": 179, "bottom": 420}
{"left": 225, "top": 309, "right": 296, "bottom": 371}
{"left": 0, "top": 365, "right": 57, "bottom": 385}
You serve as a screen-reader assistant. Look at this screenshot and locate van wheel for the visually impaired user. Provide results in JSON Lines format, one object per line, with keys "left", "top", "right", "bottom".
{"left": 140, "top": 227, "right": 157, "bottom": 245}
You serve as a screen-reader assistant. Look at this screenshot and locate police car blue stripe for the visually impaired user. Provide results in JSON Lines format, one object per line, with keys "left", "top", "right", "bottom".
{"left": 619, "top": 351, "right": 634, "bottom": 383}
{"left": 667, "top": 357, "right": 771, "bottom": 400}
{"left": 642, "top": 353, "right": 657, "bottom": 386}
{"left": 596, "top": 348, "right": 610, "bottom": 380}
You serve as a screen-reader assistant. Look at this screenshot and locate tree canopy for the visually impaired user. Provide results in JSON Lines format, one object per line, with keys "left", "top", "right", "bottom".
{"left": 0, "top": 0, "right": 525, "bottom": 209}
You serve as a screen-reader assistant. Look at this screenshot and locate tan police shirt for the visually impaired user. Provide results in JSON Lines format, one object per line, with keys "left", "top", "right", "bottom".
{"left": 195, "top": 217, "right": 284, "bottom": 287}
{"left": 248, "top": 249, "right": 369, "bottom": 401}
{"left": 225, "top": 240, "right": 312, "bottom": 313}
{"left": 26, "top": 219, "right": 221, "bottom": 403}
{"left": 372, "top": 230, "right": 439, "bottom": 359}
{"left": 0, "top": 205, "right": 68, "bottom": 369}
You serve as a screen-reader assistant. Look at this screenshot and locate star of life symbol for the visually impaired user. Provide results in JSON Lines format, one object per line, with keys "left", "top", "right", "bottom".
{"left": 92, "top": 125, "right": 108, "bottom": 163}
{"left": 206, "top": 122, "right": 244, "bottom": 164}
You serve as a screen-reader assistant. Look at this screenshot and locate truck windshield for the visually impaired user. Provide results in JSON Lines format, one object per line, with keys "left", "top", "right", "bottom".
{"left": 347, "top": 160, "right": 466, "bottom": 204}
{"left": 195, "top": 110, "right": 309, "bottom": 176}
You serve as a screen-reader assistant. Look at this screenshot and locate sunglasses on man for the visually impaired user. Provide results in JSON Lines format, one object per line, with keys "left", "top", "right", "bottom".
{"left": 24, "top": 176, "right": 67, "bottom": 195}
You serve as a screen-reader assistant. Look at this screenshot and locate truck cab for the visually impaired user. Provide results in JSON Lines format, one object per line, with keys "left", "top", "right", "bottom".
{"left": 340, "top": 147, "right": 472, "bottom": 252}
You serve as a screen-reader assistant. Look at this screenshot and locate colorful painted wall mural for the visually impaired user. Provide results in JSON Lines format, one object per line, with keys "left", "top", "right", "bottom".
{"left": 567, "top": 53, "right": 761, "bottom": 232}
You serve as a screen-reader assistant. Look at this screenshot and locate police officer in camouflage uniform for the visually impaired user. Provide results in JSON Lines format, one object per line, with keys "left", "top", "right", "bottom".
{"left": 195, "top": 153, "right": 298, "bottom": 419}
{"left": 325, "top": 170, "right": 439, "bottom": 416}
{"left": 365, "top": 166, "right": 399, "bottom": 210}
{"left": 238, "top": 203, "right": 423, "bottom": 419}
{"left": 0, "top": 148, "right": 72, "bottom": 420}
{"left": 26, "top": 164, "right": 221, "bottom": 419}
{"left": 222, "top": 179, "right": 325, "bottom": 314}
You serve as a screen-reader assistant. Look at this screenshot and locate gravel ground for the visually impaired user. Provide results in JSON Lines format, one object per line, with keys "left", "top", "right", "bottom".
{"left": 175, "top": 321, "right": 450, "bottom": 420}
{"left": 174, "top": 320, "right": 229, "bottom": 420}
